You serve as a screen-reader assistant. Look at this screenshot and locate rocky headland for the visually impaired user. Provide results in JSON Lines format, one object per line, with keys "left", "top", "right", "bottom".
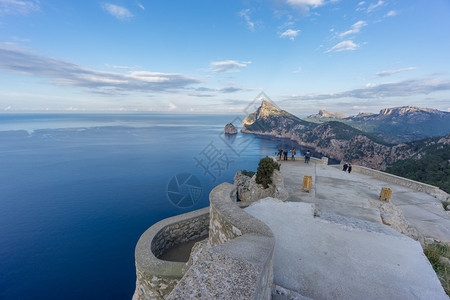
{"left": 242, "top": 100, "right": 450, "bottom": 170}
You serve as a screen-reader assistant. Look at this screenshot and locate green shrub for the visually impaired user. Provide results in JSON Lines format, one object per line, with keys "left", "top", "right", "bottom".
{"left": 241, "top": 170, "right": 256, "bottom": 178}
{"left": 255, "top": 156, "right": 280, "bottom": 189}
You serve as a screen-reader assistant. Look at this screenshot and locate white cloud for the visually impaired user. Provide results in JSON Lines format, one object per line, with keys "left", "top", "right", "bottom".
{"left": 339, "top": 20, "right": 367, "bottom": 38}
{"left": 280, "top": 29, "right": 301, "bottom": 40}
{"left": 0, "top": 44, "right": 200, "bottom": 94}
{"left": 137, "top": 3, "right": 145, "bottom": 10}
{"left": 357, "top": 1, "right": 365, "bottom": 5}
{"left": 286, "top": 0, "right": 324, "bottom": 8}
{"left": 287, "top": 77, "right": 450, "bottom": 101}
{"left": 376, "top": 67, "right": 417, "bottom": 77}
{"left": 4, "top": 105, "right": 12, "bottom": 111}
{"left": 367, "top": 0, "right": 383, "bottom": 13}
{"left": 293, "top": 66, "right": 302, "bottom": 73}
{"left": 105, "top": 64, "right": 136, "bottom": 70}
{"left": 168, "top": 103, "right": 177, "bottom": 110}
{"left": 102, "top": 3, "right": 133, "bottom": 21}
{"left": 238, "top": 9, "right": 255, "bottom": 31}
{"left": 0, "top": 0, "right": 39, "bottom": 15}
{"left": 385, "top": 10, "right": 397, "bottom": 17}
{"left": 210, "top": 60, "right": 251, "bottom": 72}
{"left": 326, "top": 40, "right": 359, "bottom": 53}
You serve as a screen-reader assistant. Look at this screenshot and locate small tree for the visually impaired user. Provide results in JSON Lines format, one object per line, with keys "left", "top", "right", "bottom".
{"left": 256, "top": 156, "right": 280, "bottom": 189}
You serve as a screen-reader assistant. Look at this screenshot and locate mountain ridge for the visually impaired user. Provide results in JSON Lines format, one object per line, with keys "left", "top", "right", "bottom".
{"left": 304, "top": 105, "right": 450, "bottom": 142}
{"left": 242, "top": 100, "right": 450, "bottom": 170}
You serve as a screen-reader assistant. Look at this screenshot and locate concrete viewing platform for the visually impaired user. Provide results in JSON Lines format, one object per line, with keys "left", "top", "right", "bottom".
{"left": 245, "top": 159, "right": 449, "bottom": 300}
{"left": 133, "top": 158, "right": 449, "bottom": 300}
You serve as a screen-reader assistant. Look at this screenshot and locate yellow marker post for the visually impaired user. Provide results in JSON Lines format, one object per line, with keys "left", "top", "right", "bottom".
{"left": 379, "top": 187, "right": 392, "bottom": 202}
{"left": 302, "top": 175, "right": 312, "bottom": 193}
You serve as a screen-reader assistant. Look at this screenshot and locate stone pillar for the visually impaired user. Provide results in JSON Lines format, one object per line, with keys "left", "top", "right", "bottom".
{"left": 321, "top": 157, "right": 329, "bottom": 165}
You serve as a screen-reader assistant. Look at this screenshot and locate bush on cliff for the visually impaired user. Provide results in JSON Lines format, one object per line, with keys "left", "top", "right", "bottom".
{"left": 256, "top": 156, "right": 280, "bottom": 189}
{"left": 241, "top": 170, "right": 256, "bottom": 178}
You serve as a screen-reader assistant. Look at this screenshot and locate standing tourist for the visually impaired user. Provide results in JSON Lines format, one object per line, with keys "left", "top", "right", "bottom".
{"left": 304, "top": 150, "right": 311, "bottom": 164}
{"left": 342, "top": 163, "right": 348, "bottom": 172}
{"left": 348, "top": 163, "right": 352, "bottom": 174}
{"left": 291, "top": 147, "right": 296, "bottom": 160}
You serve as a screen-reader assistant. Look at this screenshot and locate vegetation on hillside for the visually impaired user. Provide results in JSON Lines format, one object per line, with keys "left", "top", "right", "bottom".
{"left": 385, "top": 143, "right": 450, "bottom": 193}
{"left": 255, "top": 156, "right": 280, "bottom": 188}
{"left": 424, "top": 243, "right": 450, "bottom": 295}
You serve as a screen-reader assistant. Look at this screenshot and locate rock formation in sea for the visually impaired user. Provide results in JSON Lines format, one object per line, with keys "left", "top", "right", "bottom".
{"left": 224, "top": 123, "right": 238, "bottom": 135}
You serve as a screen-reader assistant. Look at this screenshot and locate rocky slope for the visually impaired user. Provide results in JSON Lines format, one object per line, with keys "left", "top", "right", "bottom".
{"left": 242, "top": 100, "right": 316, "bottom": 137}
{"left": 305, "top": 105, "right": 450, "bottom": 142}
{"left": 242, "top": 101, "right": 450, "bottom": 170}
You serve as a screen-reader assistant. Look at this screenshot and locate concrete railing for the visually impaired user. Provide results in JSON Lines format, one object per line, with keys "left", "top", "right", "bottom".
{"left": 273, "top": 155, "right": 328, "bottom": 165}
{"left": 168, "top": 183, "right": 275, "bottom": 299}
{"left": 332, "top": 164, "right": 448, "bottom": 200}
{"left": 133, "top": 207, "right": 209, "bottom": 300}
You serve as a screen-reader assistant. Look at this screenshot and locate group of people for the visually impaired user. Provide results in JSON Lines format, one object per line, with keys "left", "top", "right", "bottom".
{"left": 342, "top": 162, "right": 352, "bottom": 173}
{"left": 277, "top": 147, "right": 311, "bottom": 163}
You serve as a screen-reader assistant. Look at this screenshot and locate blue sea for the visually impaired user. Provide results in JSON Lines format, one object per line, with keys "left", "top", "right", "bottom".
{"left": 0, "top": 114, "right": 301, "bottom": 300}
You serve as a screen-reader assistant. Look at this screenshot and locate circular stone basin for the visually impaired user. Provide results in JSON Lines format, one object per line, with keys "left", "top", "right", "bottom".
{"left": 159, "top": 236, "right": 207, "bottom": 262}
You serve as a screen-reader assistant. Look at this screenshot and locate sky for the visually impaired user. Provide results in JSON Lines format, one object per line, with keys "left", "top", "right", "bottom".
{"left": 0, "top": 0, "right": 449, "bottom": 116}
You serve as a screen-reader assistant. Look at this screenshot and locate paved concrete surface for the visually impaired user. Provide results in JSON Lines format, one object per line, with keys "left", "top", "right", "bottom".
{"left": 245, "top": 198, "right": 448, "bottom": 300}
{"left": 278, "top": 160, "right": 450, "bottom": 244}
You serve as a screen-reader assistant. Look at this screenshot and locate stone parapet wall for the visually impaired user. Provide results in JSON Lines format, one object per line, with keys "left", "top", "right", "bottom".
{"left": 209, "top": 183, "right": 274, "bottom": 247}
{"left": 133, "top": 207, "right": 209, "bottom": 300}
{"left": 168, "top": 183, "right": 275, "bottom": 299}
{"left": 332, "top": 164, "right": 449, "bottom": 200}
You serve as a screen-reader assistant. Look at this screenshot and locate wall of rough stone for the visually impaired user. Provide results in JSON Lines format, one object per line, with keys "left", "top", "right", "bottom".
{"left": 168, "top": 183, "right": 275, "bottom": 299}
{"left": 133, "top": 207, "right": 209, "bottom": 300}
{"left": 234, "top": 169, "right": 288, "bottom": 205}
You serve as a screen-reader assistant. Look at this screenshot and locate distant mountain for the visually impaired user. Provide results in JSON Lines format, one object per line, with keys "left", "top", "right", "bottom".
{"left": 242, "top": 101, "right": 449, "bottom": 170}
{"left": 308, "top": 109, "right": 348, "bottom": 119}
{"left": 304, "top": 105, "right": 450, "bottom": 143}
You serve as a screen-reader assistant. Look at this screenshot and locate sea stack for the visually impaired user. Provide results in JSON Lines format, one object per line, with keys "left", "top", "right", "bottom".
{"left": 224, "top": 123, "right": 238, "bottom": 135}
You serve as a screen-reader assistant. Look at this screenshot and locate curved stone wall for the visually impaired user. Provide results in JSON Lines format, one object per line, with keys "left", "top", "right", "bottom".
{"left": 168, "top": 183, "right": 275, "bottom": 299}
{"left": 208, "top": 183, "right": 274, "bottom": 247}
{"left": 133, "top": 207, "right": 209, "bottom": 300}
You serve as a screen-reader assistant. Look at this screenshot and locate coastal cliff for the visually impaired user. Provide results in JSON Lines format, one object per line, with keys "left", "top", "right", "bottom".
{"left": 242, "top": 100, "right": 450, "bottom": 170}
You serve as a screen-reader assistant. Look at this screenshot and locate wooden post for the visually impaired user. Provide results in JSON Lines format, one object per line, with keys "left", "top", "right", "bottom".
{"left": 379, "top": 187, "right": 392, "bottom": 203}
{"left": 302, "top": 175, "right": 312, "bottom": 193}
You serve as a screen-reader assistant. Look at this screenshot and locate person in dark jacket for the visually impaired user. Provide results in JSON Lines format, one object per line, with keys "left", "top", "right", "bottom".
{"left": 283, "top": 149, "right": 288, "bottom": 161}
{"left": 348, "top": 163, "right": 352, "bottom": 173}
{"left": 304, "top": 150, "right": 311, "bottom": 164}
{"left": 343, "top": 163, "right": 348, "bottom": 172}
